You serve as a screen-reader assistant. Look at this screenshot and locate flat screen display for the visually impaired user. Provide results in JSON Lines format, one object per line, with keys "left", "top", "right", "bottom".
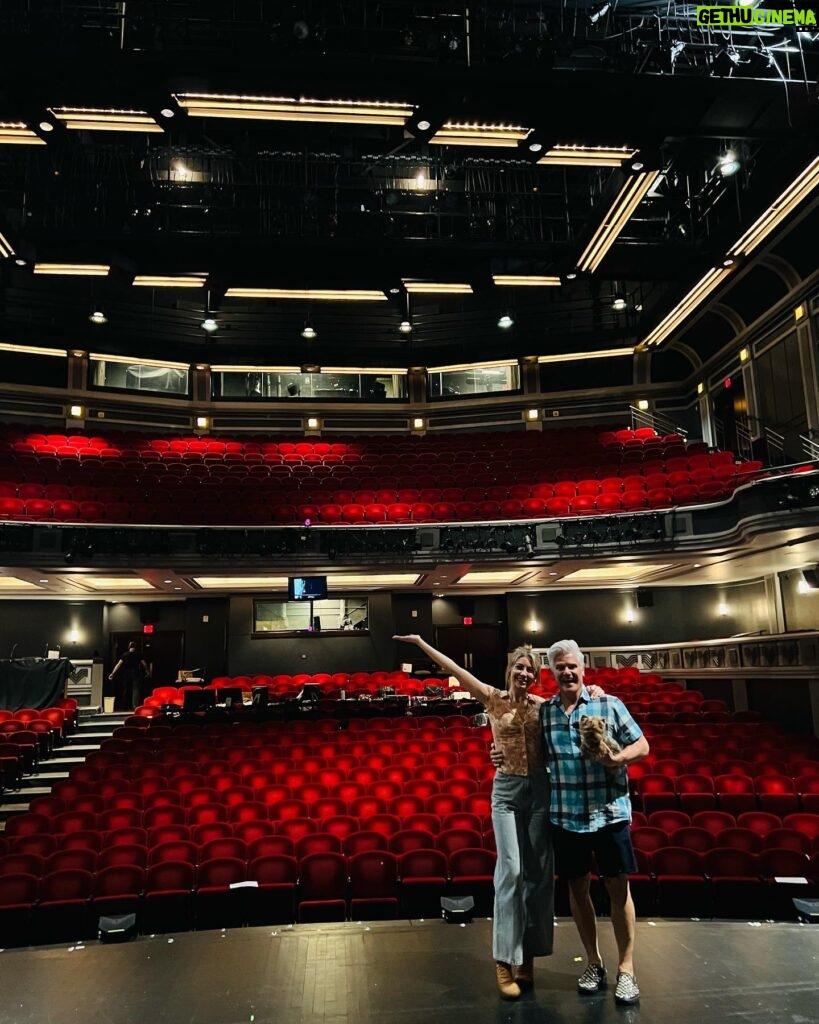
{"left": 288, "top": 576, "right": 328, "bottom": 601}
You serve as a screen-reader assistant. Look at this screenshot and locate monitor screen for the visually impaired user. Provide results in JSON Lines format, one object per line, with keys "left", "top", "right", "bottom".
{"left": 217, "top": 687, "right": 244, "bottom": 706}
{"left": 288, "top": 576, "right": 328, "bottom": 601}
{"left": 183, "top": 689, "right": 216, "bottom": 712}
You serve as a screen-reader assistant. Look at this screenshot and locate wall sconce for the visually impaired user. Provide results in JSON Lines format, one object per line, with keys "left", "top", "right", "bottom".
{"left": 718, "top": 601, "right": 729, "bottom": 617}
{"left": 68, "top": 627, "right": 79, "bottom": 643}
{"left": 739, "top": 348, "right": 749, "bottom": 363}
{"left": 411, "top": 417, "right": 425, "bottom": 431}
{"left": 526, "top": 408, "right": 539, "bottom": 421}
{"left": 195, "top": 416, "right": 209, "bottom": 429}
{"left": 527, "top": 617, "right": 540, "bottom": 634}
{"left": 306, "top": 417, "right": 320, "bottom": 430}
{"left": 637, "top": 399, "right": 649, "bottom": 411}
{"left": 795, "top": 304, "right": 805, "bottom": 321}
{"left": 798, "top": 577, "right": 810, "bottom": 595}
{"left": 697, "top": 382, "right": 704, "bottom": 395}
{"left": 68, "top": 405, "right": 84, "bottom": 418}
{"left": 625, "top": 607, "right": 636, "bottom": 624}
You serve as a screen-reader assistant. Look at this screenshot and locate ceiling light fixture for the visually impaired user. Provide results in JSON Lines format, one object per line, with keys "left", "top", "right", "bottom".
{"left": 640, "top": 265, "right": 733, "bottom": 349}
{"left": 133, "top": 274, "right": 207, "bottom": 288}
{"left": 612, "top": 294, "right": 627, "bottom": 311}
{"left": 0, "top": 121, "right": 47, "bottom": 145}
{"left": 173, "top": 93, "right": 413, "bottom": 126}
{"left": 88, "top": 309, "right": 107, "bottom": 325}
{"left": 38, "top": 121, "right": 54, "bottom": 133}
{"left": 727, "top": 156, "right": 819, "bottom": 257}
{"left": 429, "top": 121, "right": 531, "bottom": 147}
{"left": 577, "top": 169, "right": 660, "bottom": 273}
{"left": 497, "top": 313, "right": 514, "bottom": 329}
{"left": 301, "top": 323, "right": 317, "bottom": 339}
{"left": 48, "top": 107, "right": 163, "bottom": 132}
{"left": 34, "top": 263, "right": 110, "bottom": 276}
{"left": 718, "top": 151, "right": 741, "bottom": 177}
{"left": 225, "top": 287, "right": 386, "bottom": 301}
{"left": 200, "top": 317, "right": 219, "bottom": 333}
{"left": 537, "top": 145, "right": 636, "bottom": 168}
{"left": 492, "top": 275, "right": 561, "bottom": 287}
{"left": 398, "top": 320, "right": 413, "bottom": 334}
{"left": 403, "top": 281, "right": 473, "bottom": 294}
{"left": 588, "top": 2, "right": 611, "bottom": 24}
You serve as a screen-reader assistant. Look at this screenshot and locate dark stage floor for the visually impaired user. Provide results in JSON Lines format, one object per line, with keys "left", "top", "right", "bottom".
{"left": 2, "top": 917, "right": 818, "bottom": 1024}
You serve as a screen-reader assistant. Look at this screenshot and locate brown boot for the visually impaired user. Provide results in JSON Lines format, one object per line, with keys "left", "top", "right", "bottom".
{"left": 496, "top": 961, "right": 522, "bottom": 999}
{"left": 515, "top": 957, "right": 534, "bottom": 989}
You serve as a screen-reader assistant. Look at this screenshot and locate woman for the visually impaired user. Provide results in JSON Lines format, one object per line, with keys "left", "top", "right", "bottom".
{"left": 393, "top": 633, "right": 554, "bottom": 999}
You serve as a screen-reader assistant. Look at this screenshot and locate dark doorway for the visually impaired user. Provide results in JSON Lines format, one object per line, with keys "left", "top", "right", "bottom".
{"left": 108, "top": 631, "right": 185, "bottom": 707}
{"left": 434, "top": 624, "right": 506, "bottom": 689}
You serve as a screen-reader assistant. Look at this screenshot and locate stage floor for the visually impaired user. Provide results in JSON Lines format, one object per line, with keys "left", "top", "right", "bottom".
{"left": 2, "top": 917, "right": 818, "bottom": 1024}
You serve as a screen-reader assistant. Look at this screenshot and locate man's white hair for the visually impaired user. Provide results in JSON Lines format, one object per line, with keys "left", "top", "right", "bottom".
{"left": 546, "top": 639, "right": 583, "bottom": 671}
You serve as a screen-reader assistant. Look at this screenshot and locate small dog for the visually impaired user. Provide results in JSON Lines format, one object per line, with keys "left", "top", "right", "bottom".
{"left": 578, "top": 715, "right": 621, "bottom": 765}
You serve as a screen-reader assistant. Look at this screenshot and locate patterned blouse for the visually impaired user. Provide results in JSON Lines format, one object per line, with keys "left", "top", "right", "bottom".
{"left": 484, "top": 688, "right": 546, "bottom": 777}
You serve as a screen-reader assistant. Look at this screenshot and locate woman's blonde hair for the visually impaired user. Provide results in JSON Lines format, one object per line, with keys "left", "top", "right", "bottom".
{"left": 505, "top": 645, "right": 541, "bottom": 688}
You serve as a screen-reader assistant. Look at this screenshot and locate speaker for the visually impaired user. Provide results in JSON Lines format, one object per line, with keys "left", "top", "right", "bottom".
{"left": 636, "top": 589, "right": 654, "bottom": 608}
{"left": 98, "top": 913, "right": 137, "bottom": 943}
{"left": 139, "top": 603, "right": 160, "bottom": 624}
{"left": 312, "top": 616, "right": 322, "bottom": 632}
{"left": 441, "top": 895, "right": 474, "bottom": 923}
{"left": 802, "top": 569, "right": 819, "bottom": 589}
{"left": 252, "top": 685, "right": 268, "bottom": 709}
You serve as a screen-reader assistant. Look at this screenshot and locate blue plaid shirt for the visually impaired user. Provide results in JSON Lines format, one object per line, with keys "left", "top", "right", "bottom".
{"left": 541, "top": 686, "right": 643, "bottom": 833}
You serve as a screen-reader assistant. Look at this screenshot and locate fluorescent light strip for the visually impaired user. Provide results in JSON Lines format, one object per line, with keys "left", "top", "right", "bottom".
{"left": 429, "top": 122, "right": 530, "bottom": 147}
{"left": 404, "top": 282, "right": 473, "bottom": 294}
{"left": 320, "top": 366, "right": 406, "bottom": 374}
{"left": 48, "top": 108, "right": 163, "bottom": 133}
{"left": 577, "top": 170, "right": 659, "bottom": 273}
{"left": 173, "top": 93, "right": 413, "bottom": 126}
{"left": 89, "top": 352, "right": 190, "bottom": 370}
{"left": 492, "top": 275, "right": 561, "bottom": 287}
{"left": 0, "top": 578, "right": 40, "bottom": 590}
{"left": 0, "top": 342, "right": 67, "bottom": 357}
{"left": 537, "top": 347, "right": 634, "bottom": 364}
{"left": 210, "top": 364, "right": 301, "bottom": 373}
{"left": 0, "top": 121, "right": 46, "bottom": 145}
{"left": 538, "top": 145, "right": 636, "bottom": 167}
{"left": 0, "top": 231, "right": 14, "bottom": 258}
{"left": 225, "top": 287, "right": 386, "bottom": 301}
{"left": 428, "top": 358, "right": 517, "bottom": 373}
{"left": 641, "top": 266, "right": 732, "bottom": 349}
{"left": 457, "top": 570, "right": 528, "bottom": 584}
{"left": 133, "top": 275, "right": 207, "bottom": 288}
{"left": 728, "top": 156, "right": 819, "bottom": 257}
{"left": 34, "top": 263, "right": 110, "bottom": 276}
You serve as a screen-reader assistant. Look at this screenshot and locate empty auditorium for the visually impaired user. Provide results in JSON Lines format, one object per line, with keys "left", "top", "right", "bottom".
{"left": 0, "top": 3, "right": 818, "bottom": 1022}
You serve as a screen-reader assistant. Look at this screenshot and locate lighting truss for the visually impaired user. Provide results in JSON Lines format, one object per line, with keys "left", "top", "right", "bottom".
{"left": 429, "top": 122, "right": 531, "bottom": 147}
{"left": 576, "top": 170, "right": 660, "bottom": 273}
{"left": 0, "top": 121, "right": 45, "bottom": 145}
{"left": 47, "top": 108, "right": 163, "bottom": 132}
{"left": 727, "top": 156, "right": 819, "bottom": 257}
{"left": 640, "top": 266, "right": 733, "bottom": 349}
{"left": 537, "top": 145, "right": 637, "bottom": 167}
{"left": 173, "top": 93, "right": 413, "bottom": 126}
{"left": 224, "top": 287, "right": 387, "bottom": 301}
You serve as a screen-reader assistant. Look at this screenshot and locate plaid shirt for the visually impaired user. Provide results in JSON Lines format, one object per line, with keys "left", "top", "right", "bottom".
{"left": 541, "top": 686, "right": 643, "bottom": 833}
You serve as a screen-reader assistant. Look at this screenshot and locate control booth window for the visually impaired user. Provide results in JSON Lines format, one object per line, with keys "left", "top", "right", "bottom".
{"left": 253, "top": 596, "right": 369, "bottom": 636}
{"left": 213, "top": 368, "right": 407, "bottom": 401}
{"left": 428, "top": 360, "right": 519, "bottom": 399}
{"left": 90, "top": 355, "right": 190, "bottom": 396}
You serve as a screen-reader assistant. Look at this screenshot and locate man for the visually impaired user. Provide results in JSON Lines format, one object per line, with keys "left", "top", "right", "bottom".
{"left": 492, "top": 638, "right": 649, "bottom": 1005}
{"left": 108, "top": 641, "right": 148, "bottom": 711}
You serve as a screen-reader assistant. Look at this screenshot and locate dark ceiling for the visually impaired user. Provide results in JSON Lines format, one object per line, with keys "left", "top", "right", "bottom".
{"left": 0, "top": 0, "right": 817, "bottom": 371}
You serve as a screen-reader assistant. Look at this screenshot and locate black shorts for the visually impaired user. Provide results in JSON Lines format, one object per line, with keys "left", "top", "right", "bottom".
{"left": 552, "top": 820, "right": 637, "bottom": 879}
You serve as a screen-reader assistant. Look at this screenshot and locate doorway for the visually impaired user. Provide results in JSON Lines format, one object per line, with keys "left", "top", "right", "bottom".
{"left": 433, "top": 624, "right": 506, "bottom": 688}
{"left": 108, "top": 631, "right": 186, "bottom": 704}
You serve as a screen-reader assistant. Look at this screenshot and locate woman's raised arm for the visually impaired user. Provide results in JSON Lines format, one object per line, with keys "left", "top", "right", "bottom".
{"left": 393, "top": 634, "right": 496, "bottom": 703}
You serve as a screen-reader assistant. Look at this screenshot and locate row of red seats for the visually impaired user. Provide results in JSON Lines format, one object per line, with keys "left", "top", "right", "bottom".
{"left": 632, "top": 771, "right": 819, "bottom": 815}
{"left": 632, "top": 820, "right": 819, "bottom": 855}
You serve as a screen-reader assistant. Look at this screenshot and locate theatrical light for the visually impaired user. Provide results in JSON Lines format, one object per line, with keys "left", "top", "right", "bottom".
{"left": 612, "top": 294, "right": 627, "bottom": 311}
{"left": 497, "top": 313, "right": 514, "bottom": 329}
{"left": 0, "top": 231, "right": 14, "bottom": 258}
{"left": 576, "top": 170, "right": 660, "bottom": 273}
{"left": 492, "top": 275, "right": 561, "bottom": 287}
{"left": 640, "top": 265, "right": 733, "bottom": 349}
{"left": 0, "top": 121, "right": 46, "bottom": 145}
{"left": 526, "top": 409, "right": 539, "bottom": 421}
{"left": 306, "top": 417, "right": 320, "bottom": 429}
{"left": 588, "top": 2, "right": 611, "bottom": 25}
{"left": 133, "top": 275, "right": 206, "bottom": 288}
{"left": 159, "top": 108, "right": 175, "bottom": 119}
{"left": 404, "top": 281, "right": 473, "bottom": 294}
{"left": 537, "top": 145, "right": 636, "bottom": 168}
{"left": 200, "top": 317, "right": 219, "bottom": 333}
{"left": 429, "top": 122, "right": 531, "bottom": 147}
{"left": 48, "top": 107, "right": 163, "bottom": 133}
{"left": 301, "top": 323, "right": 317, "bottom": 339}
{"left": 398, "top": 320, "right": 413, "bottom": 334}
{"left": 718, "top": 152, "right": 741, "bottom": 177}
{"left": 414, "top": 172, "right": 427, "bottom": 189}
{"left": 711, "top": 47, "right": 741, "bottom": 77}
{"left": 727, "top": 156, "right": 819, "bottom": 258}
{"left": 225, "top": 287, "right": 387, "bottom": 301}
{"left": 637, "top": 399, "right": 649, "bottom": 411}
{"left": 537, "top": 347, "right": 634, "bottom": 364}
{"left": 34, "top": 263, "right": 110, "bottom": 276}
{"left": 88, "top": 309, "right": 107, "bottom": 325}
{"left": 173, "top": 93, "right": 414, "bottom": 126}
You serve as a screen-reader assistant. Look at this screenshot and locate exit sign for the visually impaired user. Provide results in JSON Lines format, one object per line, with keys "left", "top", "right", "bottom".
{"left": 463, "top": 616, "right": 473, "bottom": 625}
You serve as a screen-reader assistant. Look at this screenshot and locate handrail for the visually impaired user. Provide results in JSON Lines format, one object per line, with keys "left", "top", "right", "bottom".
{"left": 628, "top": 405, "right": 688, "bottom": 438}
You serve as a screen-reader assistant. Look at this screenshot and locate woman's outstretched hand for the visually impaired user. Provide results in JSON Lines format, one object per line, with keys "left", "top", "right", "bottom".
{"left": 393, "top": 634, "right": 422, "bottom": 645}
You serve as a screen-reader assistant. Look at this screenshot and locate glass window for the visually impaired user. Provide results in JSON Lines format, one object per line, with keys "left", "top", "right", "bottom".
{"left": 213, "top": 370, "right": 406, "bottom": 401}
{"left": 90, "top": 357, "right": 190, "bottom": 396}
{"left": 428, "top": 362, "right": 519, "bottom": 399}
{"left": 0, "top": 350, "right": 67, "bottom": 388}
{"left": 253, "top": 596, "right": 369, "bottom": 635}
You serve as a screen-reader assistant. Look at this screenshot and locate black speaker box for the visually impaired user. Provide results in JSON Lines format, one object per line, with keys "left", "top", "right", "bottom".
{"left": 636, "top": 589, "right": 654, "bottom": 608}
{"left": 802, "top": 569, "right": 819, "bottom": 589}
{"left": 98, "top": 913, "right": 137, "bottom": 942}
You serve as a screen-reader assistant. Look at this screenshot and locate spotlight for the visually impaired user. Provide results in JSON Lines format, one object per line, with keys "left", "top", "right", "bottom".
{"left": 89, "top": 309, "right": 107, "bottom": 325}
{"left": 718, "top": 152, "right": 741, "bottom": 177}
{"left": 301, "top": 323, "right": 317, "bottom": 339}
{"left": 201, "top": 317, "right": 218, "bottom": 333}
{"left": 711, "top": 47, "right": 741, "bottom": 77}
{"left": 398, "top": 320, "right": 412, "bottom": 334}
{"left": 612, "top": 295, "right": 627, "bottom": 311}
{"left": 588, "top": 2, "right": 611, "bottom": 25}
{"left": 565, "top": 271, "right": 578, "bottom": 281}
{"left": 497, "top": 313, "right": 514, "bottom": 329}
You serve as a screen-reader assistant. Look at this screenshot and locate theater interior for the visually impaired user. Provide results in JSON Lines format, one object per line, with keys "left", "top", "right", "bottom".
{"left": 0, "top": 2, "right": 818, "bottom": 1021}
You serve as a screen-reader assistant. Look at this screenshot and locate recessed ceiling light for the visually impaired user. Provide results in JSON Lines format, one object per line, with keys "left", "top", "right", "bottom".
{"left": 160, "top": 108, "right": 175, "bottom": 118}
{"left": 173, "top": 586, "right": 182, "bottom": 590}
{"left": 528, "top": 141, "right": 543, "bottom": 153}
{"left": 163, "top": 579, "right": 173, "bottom": 584}
{"left": 718, "top": 152, "right": 741, "bottom": 177}
{"left": 39, "top": 579, "right": 49, "bottom": 583}
{"left": 38, "top": 121, "right": 54, "bottom": 132}
{"left": 301, "top": 324, "right": 317, "bottom": 339}
{"left": 416, "top": 119, "right": 431, "bottom": 131}
{"left": 565, "top": 271, "right": 577, "bottom": 280}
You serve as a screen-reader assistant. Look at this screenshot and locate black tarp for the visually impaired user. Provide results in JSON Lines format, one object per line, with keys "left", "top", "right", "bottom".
{"left": 0, "top": 658, "right": 72, "bottom": 711}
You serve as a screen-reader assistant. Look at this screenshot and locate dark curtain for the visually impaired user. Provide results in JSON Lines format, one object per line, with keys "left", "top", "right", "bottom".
{"left": 0, "top": 658, "right": 72, "bottom": 711}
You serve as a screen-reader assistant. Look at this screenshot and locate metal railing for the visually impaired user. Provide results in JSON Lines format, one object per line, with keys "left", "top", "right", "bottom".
{"left": 629, "top": 406, "right": 688, "bottom": 439}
